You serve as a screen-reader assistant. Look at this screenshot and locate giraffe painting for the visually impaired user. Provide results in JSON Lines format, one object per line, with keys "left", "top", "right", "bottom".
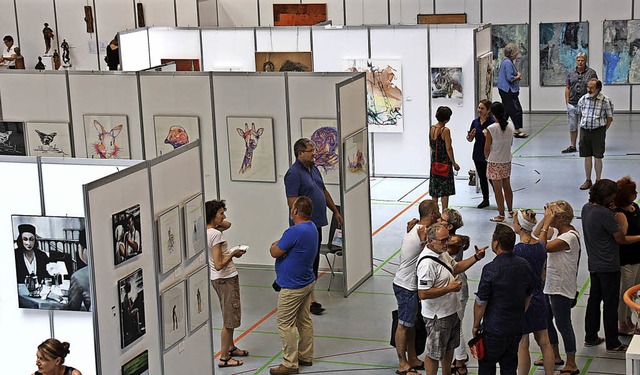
{"left": 236, "top": 123, "right": 264, "bottom": 174}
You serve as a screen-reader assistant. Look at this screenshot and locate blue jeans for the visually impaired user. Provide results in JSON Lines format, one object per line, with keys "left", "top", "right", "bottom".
{"left": 478, "top": 333, "right": 520, "bottom": 375}
{"left": 546, "top": 294, "right": 577, "bottom": 354}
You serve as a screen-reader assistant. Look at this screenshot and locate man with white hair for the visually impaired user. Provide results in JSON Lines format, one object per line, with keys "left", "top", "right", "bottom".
{"left": 563, "top": 52, "right": 598, "bottom": 154}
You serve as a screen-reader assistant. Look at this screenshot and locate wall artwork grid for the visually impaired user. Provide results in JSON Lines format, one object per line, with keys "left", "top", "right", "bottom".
{"left": 161, "top": 281, "right": 186, "bottom": 350}
{"left": 603, "top": 20, "right": 640, "bottom": 84}
{"left": 153, "top": 116, "right": 200, "bottom": 157}
{"left": 0, "top": 121, "right": 26, "bottom": 156}
{"left": 83, "top": 115, "right": 131, "bottom": 159}
{"left": 118, "top": 268, "right": 146, "bottom": 349}
{"left": 539, "top": 22, "right": 589, "bottom": 86}
{"left": 25, "top": 122, "right": 73, "bottom": 157}
{"left": 157, "top": 205, "right": 184, "bottom": 275}
{"left": 226, "top": 117, "right": 277, "bottom": 183}
{"left": 183, "top": 194, "right": 206, "bottom": 260}
{"left": 477, "top": 52, "right": 494, "bottom": 101}
{"left": 345, "top": 59, "right": 403, "bottom": 133}
{"left": 112, "top": 204, "right": 142, "bottom": 266}
{"left": 431, "top": 67, "right": 463, "bottom": 100}
{"left": 187, "top": 266, "right": 209, "bottom": 333}
{"left": 343, "top": 128, "right": 368, "bottom": 193}
{"left": 492, "top": 24, "right": 530, "bottom": 87}
{"left": 300, "top": 118, "right": 339, "bottom": 185}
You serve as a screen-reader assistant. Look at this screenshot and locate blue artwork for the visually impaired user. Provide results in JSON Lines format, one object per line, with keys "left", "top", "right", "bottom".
{"left": 603, "top": 20, "right": 640, "bottom": 84}
{"left": 492, "top": 24, "right": 529, "bottom": 87}
{"left": 539, "top": 22, "right": 589, "bottom": 86}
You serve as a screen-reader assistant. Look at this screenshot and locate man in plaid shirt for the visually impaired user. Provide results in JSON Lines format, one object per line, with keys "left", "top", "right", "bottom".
{"left": 577, "top": 79, "right": 614, "bottom": 190}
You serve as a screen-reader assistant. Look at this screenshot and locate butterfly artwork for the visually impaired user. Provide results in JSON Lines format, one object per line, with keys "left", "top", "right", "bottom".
{"left": 0, "top": 122, "right": 26, "bottom": 156}
{"left": 83, "top": 115, "right": 130, "bottom": 159}
{"left": 25, "top": 122, "right": 73, "bottom": 157}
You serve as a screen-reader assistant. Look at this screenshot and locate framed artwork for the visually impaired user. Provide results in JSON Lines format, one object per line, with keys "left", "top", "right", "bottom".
{"left": 161, "top": 281, "right": 186, "bottom": 350}
{"left": 157, "top": 205, "right": 183, "bottom": 274}
{"left": 492, "top": 24, "right": 529, "bottom": 87}
{"left": 539, "top": 22, "right": 589, "bottom": 86}
{"left": 255, "top": 52, "right": 313, "bottom": 72}
{"left": 0, "top": 121, "right": 26, "bottom": 156}
{"left": 345, "top": 59, "right": 403, "bottom": 133}
{"left": 477, "top": 52, "right": 494, "bottom": 102}
{"left": 273, "top": 3, "right": 327, "bottom": 26}
{"left": 83, "top": 115, "right": 130, "bottom": 159}
{"left": 12, "top": 215, "right": 86, "bottom": 311}
{"left": 603, "top": 20, "right": 640, "bottom": 84}
{"left": 183, "top": 193, "right": 205, "bottom": 260}
{"left": 187, "top": 266, "right": 209, "bottom": 333}
{"left": 227, "top": 117, "right": 277, "bottom": 183}
{"left": 342, "top": 129, "right": 368, "bottom": 193}
{"left": 121, "top": 350, "right": 149, "bottom": 375}
{"left": 153, "top": 116, "right": 200, "bottom": 157}
{"left": 24, "top": 122, "right": 73, "bottom": 157}
{"left": 431, "top": 67, "right": 463, "bottom": 100}
{"left": 112, "top": 204, "right": 142, "bottom": 266}
{"left": 118, "top": 268, "right": 146, "bottom": 349}
{"left": 301, "top": 118, "right": 339, "bottom": 185}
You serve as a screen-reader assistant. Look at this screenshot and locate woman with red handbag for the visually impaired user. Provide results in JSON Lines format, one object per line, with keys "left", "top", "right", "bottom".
{"left": 484, "top": 102, "right": 515, "bottom": 222}
{"left": 429, "top": 106, "right": 460, "bottom": 209}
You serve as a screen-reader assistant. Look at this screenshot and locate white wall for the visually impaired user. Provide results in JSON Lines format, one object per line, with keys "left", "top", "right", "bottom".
{"left": 216, "top": 0, "right": 259, "bottom": 27}
{"left": 147, "top": 28, "right": 201, "bottom": 67}
{"left": 15, "top": 0, "right": 55, "bottom": 69}
{"left": 94, "top": 0, "right": 136, "bottom": 70}
{"left": 176, "top": 0, "right": 199, "bottom": 26}
{"left": 198, "top": 0, "right": 219, "bottom": 27}
{"left": 139, "top": 0, "right": 176, "bottom": 27}
{"left": 201, "top": 28, "right": 256, "bottom": 71}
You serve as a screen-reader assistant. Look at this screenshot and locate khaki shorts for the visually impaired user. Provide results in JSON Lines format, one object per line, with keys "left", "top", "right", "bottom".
{"left": 211, "top": 275, "right": 241, "bottom": 328}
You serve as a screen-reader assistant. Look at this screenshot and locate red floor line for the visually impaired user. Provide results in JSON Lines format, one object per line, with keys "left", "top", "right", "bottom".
{"left": 372, "top": 190, "right": 430, "bottom": 237}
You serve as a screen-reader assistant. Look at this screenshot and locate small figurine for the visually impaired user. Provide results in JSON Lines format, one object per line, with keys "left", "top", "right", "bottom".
{"left": 52, "top": 50, "right": 61, "bottom": 70}
{"left": 35, "top": 56, "right": 45, "bottom": 70}
{"left": 61, "top": 39, "right": 70, "bottom": 66}
{"left": 13, "top": 47, "right": 25, "bottom": 70}
{"left": 43, "top": 23, "right": 54, "bottom": 55}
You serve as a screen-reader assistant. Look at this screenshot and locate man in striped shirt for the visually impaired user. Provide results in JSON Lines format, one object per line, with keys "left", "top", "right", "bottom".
{"left": 577, "top": 79, "right": 614, "bottom": 190}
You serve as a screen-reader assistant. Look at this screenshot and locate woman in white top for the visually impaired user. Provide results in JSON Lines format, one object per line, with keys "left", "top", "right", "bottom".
{"left": 534, "top": 200, "right": 580, "bottom": 375}
{"left": 484, "top": 101, "right": 515, "bottom": 222}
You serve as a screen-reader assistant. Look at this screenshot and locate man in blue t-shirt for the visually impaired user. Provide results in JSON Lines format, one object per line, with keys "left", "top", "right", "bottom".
{"left": 269, "top": 196, "right": 318, "bottom": 375}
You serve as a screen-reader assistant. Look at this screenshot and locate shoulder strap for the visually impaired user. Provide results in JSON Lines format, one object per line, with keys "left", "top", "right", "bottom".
{"left": 417, "top": 255, "right": 454, "bottom": 275}
{"left": 568, "top": 230, "right": 581, "bottom": 275}
{"left": 433, "top": 127, "right": 444, "bottom": 159}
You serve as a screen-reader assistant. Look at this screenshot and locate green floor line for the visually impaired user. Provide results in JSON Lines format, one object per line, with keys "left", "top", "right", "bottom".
{"left": 374, "top": 247, "right": 402, "bottom": 274}
{"left": 213, "top": 328, "right": 390, "bottom": 343}
{"left": 253, "top": 350, "right": 282, "bottom": 375}
{"left": 373, "top": 273, "right": 394, "bottom": 278}
{"left": 513, "top": 115, "right": 560, "bottom": 154}
{"left": 370, "top": 178, "right": 387, "bottom": 189}
{"left": 582, "top": 357, "right": 593, "bottom": 374}
{"left": 577, "top": 278, "right": 591, "bottom": 303}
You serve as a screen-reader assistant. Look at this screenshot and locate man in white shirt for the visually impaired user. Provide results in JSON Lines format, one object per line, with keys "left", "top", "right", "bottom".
{"left": 2, "top": 35, "right": 17, "bottom": 69}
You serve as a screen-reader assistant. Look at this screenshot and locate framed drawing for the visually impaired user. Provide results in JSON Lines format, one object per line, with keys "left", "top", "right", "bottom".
{"left": 112, "top": 204, "right": 142, "bottom": 266}
{"left": 345, "top": 59, "right": 403, "bottom": 133}
{"left": 227, "top": 117, "right": 276, "bottom": 183}
{"left": 24, "top": 122, "right": 73, "bottom": 157}
{"left": 121, "top": 350, "right": 149, "bottom": 375}
{"left": 183, "top": 193, "right": 205, "bottom": 260}
{"left": 492, "top": 24, "right": 529, "bottom": 87}
{"left": 157, "top": 205, "right": 183, "bottom": 274}
{"left": 83, "top": 115, "right": 130, "bottom": 159}
{"left": 187, "top": 266, "right": 209, "bottom": 333}
{"left": 300, "top": 118, "right": 339, "bottom": 185}
{"left": 603, "top": 20, "right": 640, "bottom": 84}
{"left": 118, "top": 268, "right": 146, "bottom": 349}
{"left": 431, "top": 67, "right": 463, "bottom": 100}
{"left": 255, "top": 52, "right": 313, "bottom": 72}
{"left": 539, "top": 22, "right": 589, "bottom": 86}
{"left": 0, "top": 121, "right": 26, "bottom": 156}
{"left": 342, "top": 129, "right": 368, "bottom": 193}
{"left": 273, "top": 3, "right": 327, "bottom": 26}
{"left": 477, "top": 52, "right": 494, "bottom": 102}
{"left": 153, "top": 116, "right": 200, "bottom": 157}
{"left": 161, "top": 281, "right": 186, "bottom": 350}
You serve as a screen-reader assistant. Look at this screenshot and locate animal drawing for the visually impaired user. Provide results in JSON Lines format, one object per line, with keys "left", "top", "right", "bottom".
{"left": 92, "top": 120, "right": 124, "bottom": 159}
{"left": 236, "top": 123, "right": 264, "bottom": 174}
{"left": 0, "top": 130, "right": 11, "bottom": 145}
{"left": 35, "top": 130, "right": 57, "bottom": 145}
{"left": 310, "top": 127, "right": 338, "bottom": 173}
{"left": 348, "top": 149, "right": 366, "bottom": 174}
{"left": 164, "top": 125, "right": 189, "bottom": 149}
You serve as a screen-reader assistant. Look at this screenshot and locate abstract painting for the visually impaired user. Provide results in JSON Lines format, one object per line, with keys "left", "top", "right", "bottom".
{"left": 112, "top": 204, "right": 142, "bottom": 266}
{"left": 343, "top": 129, "right": 368, "bottom": 193}
{"left": 539, "top": 22, "right": 589, "bottom": 86}
{"left": 301, "top": 118, "right": 339, "bottom": 185}
{"left": 0, "top": 121, "right": 26, "bottom": 156}
{"left": 83, "top": 115, "right": 130, "bottom": 159}
{"left": 153, "top": 116, "right": 200, "bottom": 157}
{"left": 603, "top": 20, "right": 640, "bottom": 84}
{"left": 183, "top": 193, "right": 205, "bottom": 260}
{"left": 157, "top": 205, "right": 183, "bottom": 274}
{"left": 255, "top": 52, "right": 313, "bottom": 72}
{"left": 431, "top": 67, "right": 463, "bottom": 100}
{"left": 24, "top": 122, "right": 72, "bottom": 157}
{"left": 273, "top": 4, "right": 327, "bottom": 26}
{"left": 161, "top": 281, "right": 186, "bottom": 350}
{"left": 345, "top": 59, "right": 403, "bottom": 132}
{"left": 187, "top": 266, "right": 209, "bottom": 333}
{"left": 121, "top": 350, "right": 149, "bottom": 375}
{"left": 477, "top": 52, "right": 494, "bottom": 101}
{"left": 118, "top": 268, "right": 146, "bottom": 349}
{"left": 227, "top": 117, "right": 276, "bottom": 183}
{"left": 12, "top": 215, "right": 86, "bottom": 311}
{"left": 492, "top": 24, "right": 529, "bottom": 87}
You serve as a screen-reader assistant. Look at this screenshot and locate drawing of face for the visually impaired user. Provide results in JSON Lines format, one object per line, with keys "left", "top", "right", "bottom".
{"left": 164, "top": 125, "right": 189, "bottom": 149}
{"left": 22, "top": 232, "right": 36, "bottom": 251}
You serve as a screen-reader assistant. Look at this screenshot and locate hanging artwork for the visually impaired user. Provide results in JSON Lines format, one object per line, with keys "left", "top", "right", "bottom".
{"left": 183, "top": 193, "right": 205, "bottom": 260}
{"left": 227, "top": 117, "right": 277, "bottom": 183}
{"left": 345, "top": 59, "right": 403, "bottom": 133}
{"left": 431, "top": 67, "right": 463, "bottom": 100}
{"left": 492, "top": 24, "right": 529, "bottom": 87}
{"left": 153, "top": 116, "right": 200, "bottom": 157}
{"left": 539, "top": 22, "right": 589, "bottom": 86}
{"left": 0, "top": 121, "right": 26, "bottom": 156}
{"left": 118, "top": 268, "right": 146, "bottom": 349}
{"left": 477, "top": 52, "right": 494, "bottom": 101}
{"left": 157, "top": 205, "right": 183, "bottom": 274}
{"left": 301, "top": 118, "right": 339, "bottom": 185}
{"left": 121, "top": 350, "right": 149, "bottom": 375}
{"left": 342, "top": 129, "right": 368, "bottom": 193}
{"left": 25, "top": 122, "right": 73, "bottom": 157}
{"left": 161, "top": 281, "right": 186, "bottom": 350}
{"left": 603, "top": 20, "right": 640, "bottom": 84}
{"left": 112, "top": 204, "right": 142, "bottom": 266}
{"left": 273, "top": 4, "right": 327, "bottom": 26}
{"left": 255, "top": 52, "right": 313, "bottom": 72}
{"left": 187, "top": 266, "right": 209, "bottom": 333}
{"left": 83, "top": 115, "right": 130, "bottom": 159}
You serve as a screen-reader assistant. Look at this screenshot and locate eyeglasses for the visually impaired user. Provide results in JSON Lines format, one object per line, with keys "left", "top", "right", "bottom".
{"left": 302, "top": 148, "right": 315, "bottom": 154}
{"left": 430, "top": 236, "right": 450, "bottom": 244}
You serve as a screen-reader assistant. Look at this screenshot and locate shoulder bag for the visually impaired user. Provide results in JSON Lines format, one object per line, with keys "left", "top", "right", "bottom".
{"left": 431, "top": 127, "right": 450, "bottom": 177}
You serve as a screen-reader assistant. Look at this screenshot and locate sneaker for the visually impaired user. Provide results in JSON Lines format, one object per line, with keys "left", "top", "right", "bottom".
{"left": 579, "top": 180, "right": 593, "bottom": 190}
{"left": 561, "top": 146, "right": 577, "bottom": 153}
{"left": 477, "top": 200, "right": 490, "bottom": 209}
{"left": 269, "top": 364, "right": 299, "bottom": 375}
{"left": 310, "top": 302, "right": 325, "bottom": 315}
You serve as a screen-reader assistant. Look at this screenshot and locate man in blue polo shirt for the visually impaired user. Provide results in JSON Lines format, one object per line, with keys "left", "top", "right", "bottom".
{"left": 285, "top": 138, "right": 343, "bottom": 315}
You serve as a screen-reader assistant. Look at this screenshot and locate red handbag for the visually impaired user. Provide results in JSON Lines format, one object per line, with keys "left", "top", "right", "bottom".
{"left": 468, "top": 330, "right": 485, "bottom": 360}
{"left": 431, "top": 127, "right": 451, "bottom": 177}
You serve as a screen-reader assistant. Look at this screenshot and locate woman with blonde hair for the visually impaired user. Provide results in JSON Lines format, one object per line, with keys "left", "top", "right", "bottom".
{"left": 32, "top": 338, "right": 82, "bottom": 375}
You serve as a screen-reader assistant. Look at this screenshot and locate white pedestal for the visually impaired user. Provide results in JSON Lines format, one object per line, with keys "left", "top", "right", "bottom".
{"left": 626, "top": 335, "right": 640, "bottom": 374}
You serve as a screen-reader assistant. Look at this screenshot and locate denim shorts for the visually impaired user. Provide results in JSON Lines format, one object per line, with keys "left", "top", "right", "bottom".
{"left": 393, "top": 283, "right": 420, "bottom": 327}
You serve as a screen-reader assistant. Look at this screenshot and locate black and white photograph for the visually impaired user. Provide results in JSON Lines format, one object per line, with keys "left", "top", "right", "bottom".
{"left": 187, "top": 266, "right": 209, "bottom": 332}
{"left": 118, "top": 268, "right": 146, "bottom": 349}
{"left": 161, "top": 281, "right": 186, "bottom": 350}
{"left": 0, "top": 121, "right": 26, "bottom": 156}
{"left": 112, "top": 204, "right": 142, "bottom": 266}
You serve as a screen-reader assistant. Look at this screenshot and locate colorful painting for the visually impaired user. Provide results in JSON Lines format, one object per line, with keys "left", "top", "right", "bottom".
{"left": 431, "top": 67, "right": 463, "bottom": 100}
{"left": 161, "top": 281, "right": 186, "bottom": 350}
{"left": 492, "top": 24, "right": 529, "bottom": 87}
{"left": 603, "top": 20, "right": 640, "bottom": 84}
{"left": 539, "top": 22, "right": 589, "bottom": 86}
{"left": 343, "top": 129, "right": 368, "bottom": 193}
{"left": 345, "top": 59, "right": 403, "bottom": 133}
{"left": 227, "top": 117, "right": 276, "bottom": 183}
{"left": 25, "top": 122, "right": 72, "bottom": 157}
{"left": 187, "top": 266, "right": 209, "bottom": 332}
{"left": 301, "top": 118, "right": 339, "bottom": 185}
{"left": 121, "top": 350, "right": 149, "bottom": 375}
{"left": 112, "top": 204, "right": 142, "bottom": 266}
{"left": 153, "top": 116, "right": 200, "bottom": 157}
{"left": 183, "top": 193, "right": 205, "bottom": 260}
{"left": 255, "top": 52, "right": 313, "bottom": 72}
{"left": 477, "top": 52, "right": 494, "bottom": 101}
{"left": 273, "top": 4, "right": 327, "bottom": 26}
{"left": 118, "top": 268, "right": 146, "bottom": 349}
{"left": 157, "top": 205, "right": 183, "bottom": 274}
{"left": 0, "top": 121, "right": 26, "bottom": 156}
{"left": 83, "top": 115, "right": 130, "bottom": 159}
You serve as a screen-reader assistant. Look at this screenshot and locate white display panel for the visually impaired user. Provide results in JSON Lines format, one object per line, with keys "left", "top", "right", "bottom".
{"left": 198, "top": 0, "right": 219, "bottom": 27}
{"left": 176, "top": 0, "right": 200, "bottom": 26}
{"left": 255, "top": 27, "right": 312, "bottom": 52}
{"left": 148, "top": 28, "right": 202, "bottom": 68}
{"left": 311, "top": 27, "right": 369, "bottom": 71}
{"left": 389, "top": 0, "right": 434, "bottom": 25}
{"left": 345, "top": 0, "right": 388, "bottom": 26}
{"left": 94, "top": 0, "right": 136, "bottom": 70}
{"left": 217, "top": 0, "right": 259, "bottom": 27}
{"left": 0, "top": 72, "right": 69, "bottom": 122}
{"left": 55, "top": 0, "right": 100, "bottom": 71}
{"left": 120, "top": 30, "right": 151, "bottom": 71}
{"left": 15, "top": 0, "right": 55, "bottom": 68}
{"left": 0, "top": 0, "right": 18, "bottom": 49}
{"left": 434, "top": 0, "right": 481, "bottom": 24}
{"left": 201, "top": 28, "right": 256, "bottom": 71}
{"left": 140, "top": 0, "right": 176, "bottom": 27}
{"left": 302, "top": 0, "right": 345, "bottom": 25}
{"left": 482, "top": 0, "right": 529, "bottom": 24}
{"left": 476, "top": 26, "right": 491, "bottom": 58}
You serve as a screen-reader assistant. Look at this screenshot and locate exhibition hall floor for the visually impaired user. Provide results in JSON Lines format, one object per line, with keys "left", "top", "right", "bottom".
{"left": 213, "top": 114, "right": 640, "bottom": 374}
